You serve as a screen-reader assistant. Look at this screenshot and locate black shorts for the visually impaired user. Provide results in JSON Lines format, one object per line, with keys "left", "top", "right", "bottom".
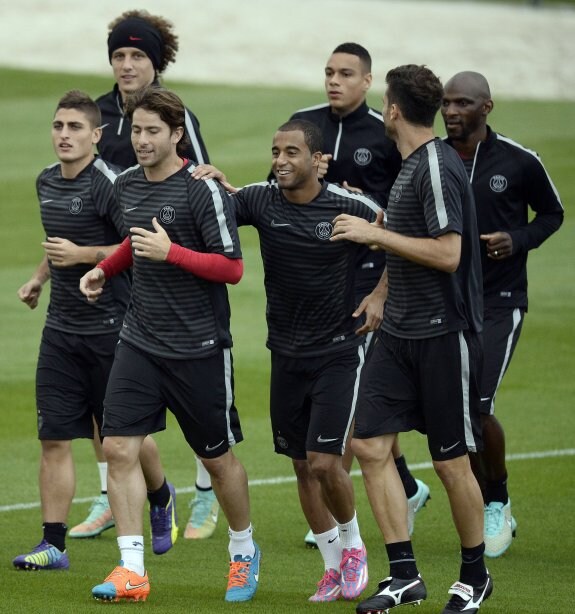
{"left": 480, "top": 307, "right": 524, "bottom": 415}
{"left": 354, "top": 329, "right": 483, "bottom": 461}
{"left": 102, "top": 340, "right": 242, "bottom": 458}
{"left": 270, "top": 345, "right": 365, "bottom": 460}
{"left": 36, "top": 327, "right": 118, "bottom": 440}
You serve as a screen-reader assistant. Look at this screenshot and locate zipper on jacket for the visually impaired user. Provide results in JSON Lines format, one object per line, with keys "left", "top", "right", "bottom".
{"left": 333, "top": 119, "right": 343, "bottom": 161}
{"left": 115, "top": 94, "right": 125, "bottom": 136}
{"left": 469, "top": 141, "right": 481, "bottom": 184}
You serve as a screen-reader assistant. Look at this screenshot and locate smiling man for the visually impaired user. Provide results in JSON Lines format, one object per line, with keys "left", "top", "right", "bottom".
{"left": 193, "top": 118, "right": 384, "bottom": 603}
{"left": 80, "top": 86, "right": 257, "bottom": 604}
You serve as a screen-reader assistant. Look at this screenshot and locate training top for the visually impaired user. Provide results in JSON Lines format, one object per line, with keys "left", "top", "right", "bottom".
{"left": 446, "top": 126, "right": 564, "bottom": 310}
{"left": 383, "top": 138, "right": 483, "bottom": 339}
{"left": 116, "top": 160, "right": 241, "bottom": 359}
{"left": 289, "top": 101, "right": 402, "bottom": 297}
{"left": 96, "top": 83, "right": 210, "bottom": 170}
{"left": 233, "top": 181, "right": 381, "bottom": 357}
{"left": 37, "top": 157, "right": 129, "bottom": 335}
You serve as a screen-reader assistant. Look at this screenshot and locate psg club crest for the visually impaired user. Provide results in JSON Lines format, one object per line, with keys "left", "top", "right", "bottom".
{"left": 354, "top": 147, "right": 372, "bottom": 166}
{"left": 69, "top": 196, "right": 83, "bottom": 215}
{"left": 159, "top": 204, "right": 176, "bottom": 224}
{"left": 315, "top": 221, "right": 333, "bottom": 240}
{"left": 489, "top": 175, "right": 508, "bottom": 193}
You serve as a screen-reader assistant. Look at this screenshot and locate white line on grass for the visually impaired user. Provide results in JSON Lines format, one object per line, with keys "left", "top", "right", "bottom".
{"left": 1, "top": 447, "right": 574, "bottom": 514}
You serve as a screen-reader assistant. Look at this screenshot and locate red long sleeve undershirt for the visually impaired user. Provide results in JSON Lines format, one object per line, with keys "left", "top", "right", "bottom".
{"left": 97, "top": 237, "right": 243, "bottom": 284}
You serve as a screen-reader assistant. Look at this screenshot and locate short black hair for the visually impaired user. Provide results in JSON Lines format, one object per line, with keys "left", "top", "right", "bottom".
{"left": 276, "top": 119, "right": 323, "bottom": 154}
{"left": 332, "top": 42, "right": 372, "bottom": 73}
{"left": 386, "top": 64, "right": 443, "bottom": 127}
{"left": 55, "top": 90, "right": 101, "bottom": 128}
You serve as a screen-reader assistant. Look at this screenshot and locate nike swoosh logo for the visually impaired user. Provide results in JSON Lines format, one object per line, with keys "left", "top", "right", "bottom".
{"left": 270, "top": 220, "right": 291, "bottom": 227}
{"left": 125, "top": 580, "right": 148, "bottom": 590}
{"left": 328, "top": 537, "right": 337, "bottom": 543}
{"left": 440, "top": 441, "right": 460, "bottom": 454}
{"left": 125, "top": 206, "right": 138, "bottom": 212}
{"left": 129, "top": 36, "right": 143, "bottom": 41}
{"left": 317, "top": 435, "right": 338, "bottom": 443}
{"left": 205, "top": 440, "right": 225, "bottom": 452}
{"left": 480, "top": 397, "right": 491, "bottom": 402}
{"left": 41, "top": 199, "right": 53, "bottom": 204}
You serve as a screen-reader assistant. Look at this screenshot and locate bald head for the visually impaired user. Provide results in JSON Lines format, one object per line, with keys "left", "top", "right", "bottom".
{"left": 444, "top": 71, "right": 491, "bottom": 100}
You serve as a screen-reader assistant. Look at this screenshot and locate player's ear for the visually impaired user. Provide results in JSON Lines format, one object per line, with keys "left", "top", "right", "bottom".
{"left": 363, "top": 72, "right": 372, "bottom": 92}
{"left": 172, "top": 126, "right": 184, "bottom": 145}
{"left": 92, "top": 126, "right": 102, "bottom": 145}
{"left": 312, "top": 151, "right": 323, "bottom": 167}
{"left": 483, "top": 98, "right": 494, "bottom": 116}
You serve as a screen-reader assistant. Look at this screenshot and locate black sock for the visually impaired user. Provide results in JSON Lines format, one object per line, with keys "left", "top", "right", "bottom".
{"left": 147, "top": 478, "right": 170, "bottom": 508}
{"left": 484, "top": 473, "right": 508, "bottom": 505}
{"left": 386, "top": 540, "right": 419, "bottom": 580}
{"left": 394, "top": 455, "right": 418, "bottom": 499}
{"left": 460, "top": 543, "right": 487, "bottom": 585}
{"left": 43, "top": 522, "right": 67, "bottom": 552}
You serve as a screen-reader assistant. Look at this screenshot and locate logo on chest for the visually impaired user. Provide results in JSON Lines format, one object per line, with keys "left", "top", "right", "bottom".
{"left": 489, "top": 175, "right": 508, "bottom": 193}
{"left": 391, "top": 184, "right": 403, "bottom": 203}
{"left": 315, "top": 221, "right": 333, "bottom": 240}
{"left": 159, "top": 204, "right": 176, "bottom": 224}
{"left": 354, "top": 148, "right": 372, "bottom": 167}
{"left": 69, "top": 196, "right": 83, "bottom": 215}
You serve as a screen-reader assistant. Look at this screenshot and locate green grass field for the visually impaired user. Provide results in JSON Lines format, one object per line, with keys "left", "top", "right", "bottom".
{"left": 0, "top": 67, "right": 573, "bottom": 613}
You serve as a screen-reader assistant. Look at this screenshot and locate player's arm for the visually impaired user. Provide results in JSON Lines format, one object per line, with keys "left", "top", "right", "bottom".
{"left": 42, "top": 237, "right": 120, "bottom": 267}
{"left": 332, "top": 213, "right": 461, "bottom": 273}
{"left": 17, "top": 255, "right": 50, "bottom": 310}
{"left": 130, "top": 218, "right": 243, "bottom": 285}
{"left": 79, "top": 237, "right": 133, "bottom": 302}
{"left": 354, "top": 268, "right": 388, "bottom": 336}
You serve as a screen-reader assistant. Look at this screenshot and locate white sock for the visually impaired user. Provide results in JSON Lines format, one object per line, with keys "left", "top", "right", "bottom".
{"left": 97, "top": 462, "right": 108, "bottom": 494}
{"left": 314, "top": 526, "right": 342, "bottom": 572}
{"left": 195, "top": 457, "right": 212, "bottom": 490}
{"left": 337, "top": 511, "right": 362, "bottom": 550}
{"left": 117, "top": 535, "right": 145, "bottom": 576}
{"left": 228, "top": 524, "right": 255, "bottom": 560}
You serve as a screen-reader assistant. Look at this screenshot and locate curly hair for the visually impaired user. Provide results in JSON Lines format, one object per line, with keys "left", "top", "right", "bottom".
{"left": 108, "top": 10, "right": 179, "bottom": 73}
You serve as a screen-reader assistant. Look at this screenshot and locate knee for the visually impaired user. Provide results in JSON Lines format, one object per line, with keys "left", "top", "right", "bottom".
{"left": 307, "top": 454, "right": 339, "bottom": 483}
{"left": 41, "top": 439, "right": 70, "bottom": 459}
{"left": 433, "top": 455, "right": 471, "bottom": 488}
{"left": 352, "top": 436, "right": 391, "bottom": 465}
{"left": 292, "top": 458, "right": 312, "bottom": 482}
{"left": 102, "top": 436, "right": 137, "bottom": 466}
{"left": 201, "top": 450, "right": 235, "bottom": 482}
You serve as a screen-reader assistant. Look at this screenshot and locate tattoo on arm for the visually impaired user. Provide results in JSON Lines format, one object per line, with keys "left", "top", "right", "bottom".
{"left": 95, "top": 250, "right": 106, "bottom": 264}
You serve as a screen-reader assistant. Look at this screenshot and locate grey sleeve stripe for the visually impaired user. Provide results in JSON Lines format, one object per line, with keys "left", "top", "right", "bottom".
{"left": 184, "top": 110, "right": 205, "bottom": 164}
{"left": 205, "top": 178, "right": 234, "bottom": 252}
{"left": 326, "top": 183, "right": 381, "bottom": 214}
{"left": 426, "top": 141, "right": 448, "bottom": 229}
{"left": 93, "top": 158, "right": 117, "bottom": 184}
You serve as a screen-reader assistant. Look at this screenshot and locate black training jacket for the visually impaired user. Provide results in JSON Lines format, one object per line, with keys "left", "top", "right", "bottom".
{"left": 447, "top": 127, "right": 563, "bottom": 310}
